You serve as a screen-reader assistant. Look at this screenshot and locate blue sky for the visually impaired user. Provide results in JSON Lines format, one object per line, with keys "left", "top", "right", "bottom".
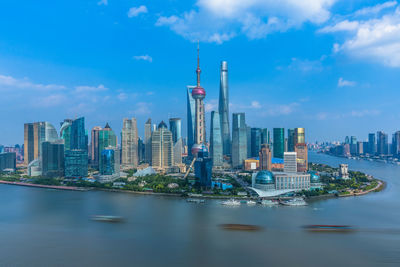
{"left": 1, "top": 0, "right": 400, "bottom": 145}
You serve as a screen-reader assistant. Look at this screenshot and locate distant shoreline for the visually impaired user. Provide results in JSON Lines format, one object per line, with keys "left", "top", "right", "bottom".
{"left": 0, "top": 180, "right": 88, "bottom": 191}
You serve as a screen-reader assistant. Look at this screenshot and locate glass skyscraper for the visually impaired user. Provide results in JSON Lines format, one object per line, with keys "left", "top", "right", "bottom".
{"left": 144, "top": 118, "right": 152, "bottom": 164}
{"left": 377, "top": 131, "right": 388, "bottom": 156}
{"left": 273, "top": 128, "right": 285, "bottom": 159}
{"left": 98, "top": 123, "right": 117, "bottom": 168}
{"left": 121, "top": 118, "right": 138, "bottom": 168}
{"left": 169, "top": 118, "right": 182, "bottom": 144}
{"left": 368, "top": 133, "right": 376, "bottom": 155}
{"left": 70, "top": 117, "right": 87, "bottom": 151}
{"left": 186, "top": 85, "right": 196, "bottom": 154}
{"left": 210, "top": 111, "right": 223, "bottom": 166}
{"left": 261, "top": 128, "right": 270, "bottom": 145}
{"left": 151, "top": 121, "right": 174, "bottom": 169}
{"left": 218, "top": 61, "right": 231, "bottom": 157}
{"left": 100, "top": 146, "right": 120, "bottom": 176}
{"left": 232, "top": 113, "right": 247, "bottom": 168}
{"left": 246, "top": 126, "right": 251, "bottom": 158}
{"left": 287, "top": 128, "right": 295, "bottom": 152}
{"left": 251, "top": 128, "right": 262, "bottom": 158}
{"left": 64, "top": 149, "right": 88, "bottom": 178}
{"left": 41, "top": 141, "right": 64, "bottom": 177}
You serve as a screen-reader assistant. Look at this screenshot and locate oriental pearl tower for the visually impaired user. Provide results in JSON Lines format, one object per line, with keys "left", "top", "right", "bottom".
{"left": 191, "top": 42, "right": 207, "bottom": 156}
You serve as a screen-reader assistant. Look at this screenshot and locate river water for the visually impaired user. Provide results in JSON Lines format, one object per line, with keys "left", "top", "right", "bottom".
{"left": 0, "top": 152, "right": 399, "bottom": 266}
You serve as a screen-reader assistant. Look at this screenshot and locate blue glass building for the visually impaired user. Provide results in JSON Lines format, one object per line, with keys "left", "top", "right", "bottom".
{"left": 186, "top": 86, "right": 196, "bottom": 154}
{"left": 251, "top": 128, "right": 262, "bottom": 158}
{"left": 41, "top": 141, "right": 64, "bottom": 177}
{"left": 194, "top": 148, "right": 212, "bottom": 188}
{"left": 169, "top": 118, "right": 182, "bottom": 144}
{"left": 273, "top": 128, "right": 285, "bottom": 159}
{"left": 232, "top": 113, "right": 247, "bottom": 168}
{"left": 210, "top": 111, "right": 223, "bottom": 166}
{"left": 64, "top": 149, "right": 88, "bottom": 178}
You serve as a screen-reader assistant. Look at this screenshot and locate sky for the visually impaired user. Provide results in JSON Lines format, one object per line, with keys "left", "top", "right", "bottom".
{"left": 1, "top": 0, "right": 400, "bottom": 145}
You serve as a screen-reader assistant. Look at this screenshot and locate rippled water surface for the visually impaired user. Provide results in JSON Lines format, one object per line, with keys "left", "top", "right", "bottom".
{"left": 1, "top": 152, "right": 399, "bottom": 266}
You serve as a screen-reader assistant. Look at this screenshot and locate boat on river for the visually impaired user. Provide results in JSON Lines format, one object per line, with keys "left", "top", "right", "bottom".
{"left": 91, "top": 215, "right": 124, "bottom": 223}
{"left": 281, "top": 197, "right": 307, "bottom": 206}
{"left": 219, "top": 224, "right": 262, "bottom": 231}
{"left": 303, "top": 225, "right": 355, "bottom": 232}
{"left": 187, "top": 198, "right": 205, "bottom": 203}
{"left": 260, "top": 199, "right": 279, "bottom": 206}
{"left": 221, "top": 199, "right": 241, "bottom": 206}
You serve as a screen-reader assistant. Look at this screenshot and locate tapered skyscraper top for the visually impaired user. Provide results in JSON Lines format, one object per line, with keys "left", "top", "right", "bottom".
{"left": 219, "top": 60, "right": 231, "bottom": 156}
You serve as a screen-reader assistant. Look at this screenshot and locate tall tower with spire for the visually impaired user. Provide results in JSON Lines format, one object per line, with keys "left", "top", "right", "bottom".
{"left": 191, "top": 42, "right": 207, "bottom": 156}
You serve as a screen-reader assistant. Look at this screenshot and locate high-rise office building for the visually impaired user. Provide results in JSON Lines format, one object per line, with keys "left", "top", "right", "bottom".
{"left": 284, "top": 152, "right": 297, "bottom": 173}
{"left": 169, "top": 118, "right": 182, "bottom": 144}
{"left": 246, "top": 126, "right": 252, "bottom": 158}
{"left": 261, "top": 128, "right": 270, "bottom": 145}
{"left": 368, "top": 133, "right": 376, "bottom": 155}
{"left": 98, "top": 123, "right": 117, "bottom": 168}
{"left": 0, "top": 152, "right": 16, "bottom": 172}
{"left": 60, "top": 119, "right": 73, "bottom": 151}
{"left": 232, "top": 113, "right": 247, "bottom": 168}
{"left": 151, "top": 121, "right": 174, "bottom": 169}
{"left": 210, "top": 111, "right": 223, "bottom": 166}
{"left": 294, "top": 128, "right": 305, "bottom": 147}
{"left": 357, "top": 141, "right": 364, "bottom": 155}
{"left": 287, "top": 129, "right": 295, "bottom": 152}
{"left": 173, "top": 138, "right": 183, "bottom": 166}
{"left": 350, "top": 136, "right": 357, "bottom": 155}
{"left": 24, "top": 121, "right": 58, "bottom": 165}
{"left": 121, "top": 118, "right": 138, "bottom": 168}
{"left": 64, "top": 150, "right": 88, "bottom": 178}
{"left": 259, "top": 144, "right": 272, "bottom": 171}
{"left": 138, "top": 138, "right": 145, "bottom": 163}
{"left": 218, "top": 61, "right": 231, "bottom": 157}
{"left": 251, "top": 128, "right": 262, "bottom": 158}
{"left": 100, "top": 146, "right": 120, "bottom": 177}
{"left": 90, "top": 126, "right": 102, "bottom": 167}
{"left": 41, "top": 141, "right": 64, "bottom": 177}
{"left": 194, "top": 150, "right": 212, "bottom": 188}
{"left": 69, "top": 117, "right": 87, "bottom": 151}
{"left": 377, "top": 131, "right": 389, "bottom": 156}
{"left": 144, "top": 118, "right": 152, "bottom": 164}
{"left": 392, "top": 131, "right": 400, "bottom": 156}
{"left": 295, "top": 143, "right": 308, "bottom": 172}
{"left": 187, "top": 86, "right": 196, "bottom": 154}
{"left": 273, "top": 128, "right": 285, "bottom": 159}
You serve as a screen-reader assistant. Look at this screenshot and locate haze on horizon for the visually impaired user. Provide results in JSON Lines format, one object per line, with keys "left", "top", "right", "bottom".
{"left": 1, "top": 0, "right": 400, "bottom": 145}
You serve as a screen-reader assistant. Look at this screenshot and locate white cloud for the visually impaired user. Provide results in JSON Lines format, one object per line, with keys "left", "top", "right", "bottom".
{"left": 354, "top": 1, "right": 397, "bottom": 17}
{"left": 250, "top": 101, "right": 261, "bottom": 109}
{"left": 75, "top": 84, "right": 108, "bottom": 93}
{"left": 287, "top": 57, "right": 325, "bottom": 72}
{"left": 32, "top": 94, "right": 66, "bottom": 107}
{"left": 133, "top": 55, "right": 153, "bottom": 62}
{"left": 132, "top": 102, "right": 151, "bottom": 115}
{"left": 156, "top": 0, "right": 337, "bottom": 43}
{"left": 338, "top": 77, "right": 356, "bottom": 87}
{"left": 117, "top": 92, "right": 127, "bottom": 101}
{"left": 0, "top": 74, "right": 65, "bottom": 91}
{"left": 205, "top": 99, "right": 218, "bottom": 112}
{"left": 321, "top": 5, "right": 400, "bottom": 67}
{"left": 350, "top": 109, "right": 381, "bottom": 117}
{"left": 97, "top": 0, "right": 108, "bottom": 6}
{"left": 128, "top": 5, "right": 148, "bottom": 18}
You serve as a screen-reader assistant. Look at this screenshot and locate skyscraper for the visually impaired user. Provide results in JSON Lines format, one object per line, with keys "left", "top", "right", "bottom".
{"left": 251, "top": 128, "right": 262, "bottom": 157}
{"left": 191, "top": 43, "right": 207, "bottom": 156}
{"left": 90, "top": 126, "right": 102, "bottom": 167}
{"left": 368, "top": 133, "right": 376, "bottom": 155}
{"left": 210, "top": 111, "right": 223, "bottom": 166}
{"left": 144, "top": 118, "right": 152, "bottom": 164}
{"left": 259, "top": 144, "right": 272, "bottom": 171}
{"left": 232, "top": 113, "right": 247, "bottom": 169}
{"left": 294, "top": 128, "right": 305, "bottom": 147}
{"left": 151, "top": 121, "right": 173, "bottom": 169}
{"left": 295, "top": 143, "right": 308, "bottom": 172}
{"left": 261, "top": 128, "right": 270, "bottom": 145}
{"left": 100, "top": 146, "right": 120, "bottom": 177}
{"left": 273, "top": 128, "right": 285, "bottom": 159}
{"left": 392, "top": 131, "right": 400, "bottom": 156}
{"left": 70, "top": 117, "right": 87, "bottom": 151}
{"left": 0, "top": 152, "right": 16, "bottom": 172}
{"left": 98, "top": 123, "right": 117, "bottom": 168}
{"left": 287, "top": 129, "right": 295, "bottom": 152}
{"left": 186, "top": 86, "right": 196, "bottom": 154}
{"left": 246, "top": 126, "right": 252, "bottom": 158}
{"left": 218, "top": 61, "right": 231, "bottom": 156}
{"left": 65, "top": 150, "right": 88, "bottom": 178}
{"left": 121, "top": 118, "right": 138, "bottom": 168}
{"left": 60, "top": 119, "right": 73, "bottom": 151}
{"left": 377, "top": 131, "right": 388, "bottom": 156}
{"left": 41, "top": 140, "right": 64, "bottom": 177}
{"left": 24, "top": 121, "right": 58, "bottom": 165}
{"left": 284, "top": 152, "right": 297, "bottom": 173}
{"left": 169, "top": 118, "right": 182, "bottom": 144}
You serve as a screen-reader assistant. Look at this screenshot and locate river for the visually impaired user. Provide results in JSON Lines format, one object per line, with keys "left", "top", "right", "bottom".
{"left": 0, "top": 151, "right": 399, "bottom": 266}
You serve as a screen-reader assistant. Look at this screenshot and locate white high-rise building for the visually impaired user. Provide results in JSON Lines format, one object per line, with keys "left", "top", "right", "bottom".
{"left": 121, "top": 118, "right": 138, "bottom": 168}
{"left": 284, "top": 152, "right": 297, "bottom": 173}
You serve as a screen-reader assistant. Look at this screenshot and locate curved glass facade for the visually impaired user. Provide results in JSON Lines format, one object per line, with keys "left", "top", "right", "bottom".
{"left": 210, "top": 111, "right": 223, "bottom": 166}
{"left": 219, "top": 61, "right": 231, "bottom": 156}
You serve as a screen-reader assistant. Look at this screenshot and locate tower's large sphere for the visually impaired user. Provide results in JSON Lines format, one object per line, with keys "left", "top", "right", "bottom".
{"left": 192, "top": 86, "right": 206, "bottom": 99}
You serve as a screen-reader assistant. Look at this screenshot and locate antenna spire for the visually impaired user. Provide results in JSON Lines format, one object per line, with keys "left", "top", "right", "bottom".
{"left": 196, "top": 40, "right": 201, "bottom": 87}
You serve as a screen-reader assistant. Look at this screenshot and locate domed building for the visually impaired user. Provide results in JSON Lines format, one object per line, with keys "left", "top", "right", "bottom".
{"left": 309, "top": 171, "right": 323, "bottom": 190}
{"left": 250, "top": 170, "right": 311, "bottom": 197}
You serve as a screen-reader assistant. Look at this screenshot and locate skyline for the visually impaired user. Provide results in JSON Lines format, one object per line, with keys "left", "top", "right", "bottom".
{"left": 2, "top": 0, "right": 400, "bottom": 144}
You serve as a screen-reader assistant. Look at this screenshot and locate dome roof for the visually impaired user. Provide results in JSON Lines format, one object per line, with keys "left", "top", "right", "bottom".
{"left": 192, "top": 86, "right": 206, "bottom": 99}
{"left": 158, "top": 121, "right": 168, "bottom": 129}
{"left": 309, "top": 171, "right": 320, "bottom": 183}
{"left": 255, "top": 171, "right": 275, "bottom": 185}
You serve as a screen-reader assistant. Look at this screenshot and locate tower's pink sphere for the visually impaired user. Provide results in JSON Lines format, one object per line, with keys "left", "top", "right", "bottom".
{"left": 192, "top": 86, "right": 206, "bottom": 99}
